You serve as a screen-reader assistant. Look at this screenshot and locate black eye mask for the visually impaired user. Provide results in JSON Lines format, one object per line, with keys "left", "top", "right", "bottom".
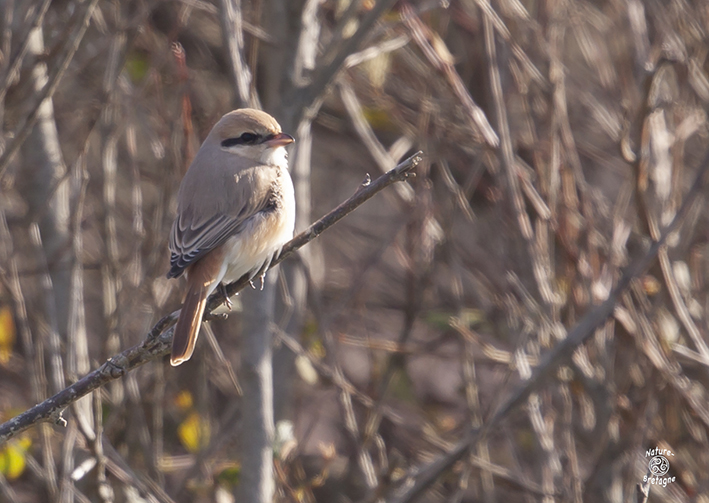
{"left": 221, "top": 132, "right": 261, "bottom": 147}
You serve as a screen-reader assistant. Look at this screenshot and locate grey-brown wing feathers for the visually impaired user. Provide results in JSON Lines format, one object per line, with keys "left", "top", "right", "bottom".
{"left": 167, "top": 155, "right": 278, "bottom": 279}
{"left": 168, "top": 213, "right": 246, "bottom": 278}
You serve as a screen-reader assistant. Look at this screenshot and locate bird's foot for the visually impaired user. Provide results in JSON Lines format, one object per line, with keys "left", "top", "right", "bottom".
{"left": 218, "top": 283, "right": 233, "bottom": 310}
{"left": 248, "top": 274, "right": 266, "bottom": 290}
{"left": 205, "top": 312, "right": 229, "bottom": 321}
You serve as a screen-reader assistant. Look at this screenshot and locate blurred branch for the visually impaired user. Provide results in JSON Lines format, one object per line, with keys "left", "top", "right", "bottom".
{"left": 0, "top": 471, "right": 19, "bottom": 502}
{"left": 0, "top": 151, "right": 423, "bottom": 444}
{"left": 386, "top": 153, "right": 709, "bottom": 503}
{"left": 0, "top": 0, "right": 100, "bottom": 182}
{"left": 21, "top": 25, "right": 71, "bottom": 397}
{"left": 297, "top": 0, "right": 399, "bottom": 111}
{"left": 636, "top": 469, "right": 651, "bottom": 503}
{"left": 0, "top": 0, "right": 53, "bottom": 105}
{"left": 338, "top": 79, "right": 413, "bottom": 201}
{"left": 293, "top": 0, "right": 326, "bottom": 84}
{"left": 219, "top": 0, "right": 259, "bottom": 108}
{"left": 461, "top": 0, "right": 546, "bottom": 88}
{"left": 0, "top": 212, "right": 58, "bottom": 493}
{"left": 623, "top": 289, "right": 709, "bottom": 428}
{"left": 482, "top": 12, "right": 557, "bottom": 310}
{"left": 237, "top": 276, "right": 277, "bottom": 503}
{"left": 400, "top": 4, "right": 499, "bottom": 147}
{"left": 344, "top": 34, "right": 409, "bottom": 69}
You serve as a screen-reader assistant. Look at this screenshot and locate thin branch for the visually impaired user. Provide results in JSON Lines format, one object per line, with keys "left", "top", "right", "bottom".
{"left": 0, "top": 151, "right": 423, "bottom": 444}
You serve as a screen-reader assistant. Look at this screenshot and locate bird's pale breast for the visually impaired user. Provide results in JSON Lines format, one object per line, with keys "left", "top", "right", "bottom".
{"left": 221, "top": 165, "right": 295, "bottom": 284}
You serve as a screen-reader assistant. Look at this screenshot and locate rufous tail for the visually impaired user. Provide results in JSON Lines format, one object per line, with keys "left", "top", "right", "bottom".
{"left": 170, "top": 283, "right": 209, "bottom": 366}
{"left": 170, "top": 249, "right": 223, "bottom": 366}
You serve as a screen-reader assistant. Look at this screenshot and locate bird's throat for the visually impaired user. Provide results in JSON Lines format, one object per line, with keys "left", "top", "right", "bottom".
{"left": 261, "top": 146, "right": 288, "bottom": 170}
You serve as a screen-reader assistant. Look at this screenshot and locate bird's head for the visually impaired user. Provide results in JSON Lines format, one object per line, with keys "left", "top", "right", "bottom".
{"left": 208, "top": 109, "right": 294, "bottom": 169}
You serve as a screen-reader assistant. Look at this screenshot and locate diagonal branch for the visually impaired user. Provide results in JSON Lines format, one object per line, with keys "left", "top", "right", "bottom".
{"left": 0, "top": 151, "right": 423, "bottom": 445}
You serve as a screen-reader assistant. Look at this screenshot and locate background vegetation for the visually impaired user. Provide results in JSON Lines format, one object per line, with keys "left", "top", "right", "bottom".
{"left": 1, "top": 0, "right": 709, "bottom": 501}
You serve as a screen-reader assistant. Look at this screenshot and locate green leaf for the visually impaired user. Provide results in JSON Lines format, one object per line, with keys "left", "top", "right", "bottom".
{"left": 217, "top": 464, "right": 241, "bottom": 487}
{"left": 124, "top": 51, "right": 150, "bottom": 84}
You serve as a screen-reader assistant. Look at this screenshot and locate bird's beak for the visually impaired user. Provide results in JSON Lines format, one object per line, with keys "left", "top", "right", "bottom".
{"left": 265, "top": 132, "right": 295, "bottom": 147}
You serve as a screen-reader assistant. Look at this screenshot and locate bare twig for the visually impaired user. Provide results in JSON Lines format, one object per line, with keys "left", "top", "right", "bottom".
{"left": 0, "top": 151, "right": 422, "bottom": 444}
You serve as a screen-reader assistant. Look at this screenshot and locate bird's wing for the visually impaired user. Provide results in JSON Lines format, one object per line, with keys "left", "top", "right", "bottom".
{"left": 167, "top": 165, "right": 276, "bottom": 278}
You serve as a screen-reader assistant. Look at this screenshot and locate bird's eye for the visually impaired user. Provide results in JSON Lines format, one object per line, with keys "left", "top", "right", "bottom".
{"left": 240, "top": 132, "right": 259, "bottom": 144}
{"left": 221, "top": 132, "right": 261, "bottom": 148}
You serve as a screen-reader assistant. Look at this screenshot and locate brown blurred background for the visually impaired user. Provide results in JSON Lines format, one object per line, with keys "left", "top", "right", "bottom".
{"left": 1, "top": 0, "right": 709, "bottom": 501}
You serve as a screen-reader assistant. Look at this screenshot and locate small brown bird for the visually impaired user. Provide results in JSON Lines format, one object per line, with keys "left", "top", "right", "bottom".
{"left": 167, "top": 109, "right": 295, "bottom": 366}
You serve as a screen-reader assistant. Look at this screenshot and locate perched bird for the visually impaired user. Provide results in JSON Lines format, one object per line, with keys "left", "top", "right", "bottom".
{"left": 167, "top": 109, "right": 295, "bottom": 366}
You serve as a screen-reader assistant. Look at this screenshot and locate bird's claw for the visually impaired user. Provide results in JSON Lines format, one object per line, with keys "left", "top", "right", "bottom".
{"left": 218, "top": 284, "right": 233, "bottom": 310}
